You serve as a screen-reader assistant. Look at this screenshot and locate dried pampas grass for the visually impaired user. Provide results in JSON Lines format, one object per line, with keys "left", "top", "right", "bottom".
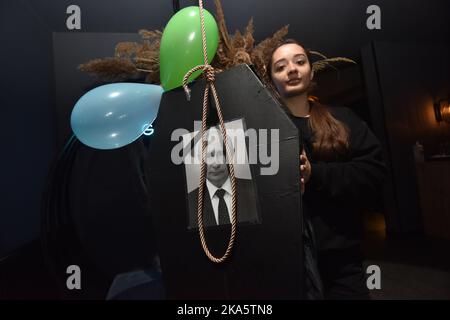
{"left": 78, "top": 58, "right": 138, "bottom": 82}
{"left": 79, "top": 29, "right": 162, "bottom": 83}
{"left": 79, "top": 0, "right": 355, "bottom": 86}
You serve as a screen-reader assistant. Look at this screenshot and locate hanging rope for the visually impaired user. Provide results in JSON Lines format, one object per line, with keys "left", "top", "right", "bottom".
{"left": 182, "top": 0, "right": 237, "bottom": 264}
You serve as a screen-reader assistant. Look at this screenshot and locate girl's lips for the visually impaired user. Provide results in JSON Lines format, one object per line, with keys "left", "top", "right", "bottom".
{"left": 287, "top": 78, "right": 301, "bottom": 85}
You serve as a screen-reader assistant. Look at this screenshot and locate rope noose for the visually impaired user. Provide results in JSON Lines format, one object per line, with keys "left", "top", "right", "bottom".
{"left": 182, "top": 0, "right": 237, "bottom": 264}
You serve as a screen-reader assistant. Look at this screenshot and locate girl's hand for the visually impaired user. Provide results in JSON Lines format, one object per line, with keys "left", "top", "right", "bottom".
{"left": 300, "top": 151, "right": 311, "bottom": 194}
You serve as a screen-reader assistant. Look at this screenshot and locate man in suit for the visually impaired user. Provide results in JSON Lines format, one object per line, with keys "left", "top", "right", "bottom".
{"left": 187, "top": 128, "right": 259, "bottom": 229}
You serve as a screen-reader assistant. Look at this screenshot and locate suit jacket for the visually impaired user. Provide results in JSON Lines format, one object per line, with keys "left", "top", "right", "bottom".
{"left": 187, "top": 178, "right": 259, "bottom": 228}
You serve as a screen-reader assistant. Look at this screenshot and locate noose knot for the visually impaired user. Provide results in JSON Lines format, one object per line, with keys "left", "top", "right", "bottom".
{"left": 203, "top": 65, "right": 215, "bottom": 82}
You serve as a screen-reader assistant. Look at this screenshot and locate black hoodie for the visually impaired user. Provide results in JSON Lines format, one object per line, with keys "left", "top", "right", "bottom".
{"left": 286, "top": 103, "right": 387, "bottom": 250}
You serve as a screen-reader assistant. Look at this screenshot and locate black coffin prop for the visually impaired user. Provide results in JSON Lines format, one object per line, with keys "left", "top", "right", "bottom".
{"left": 148, "top": 64, "right": 304, "bottom": 299}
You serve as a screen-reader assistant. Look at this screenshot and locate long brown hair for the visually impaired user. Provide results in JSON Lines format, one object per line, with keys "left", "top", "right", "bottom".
{"left": 267, "top": 39, "right": 349, "bottom": 160}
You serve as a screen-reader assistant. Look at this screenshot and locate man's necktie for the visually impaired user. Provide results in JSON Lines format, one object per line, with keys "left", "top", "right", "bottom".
{"left": 215, "top": 188, "right": 230, "bottom": 225}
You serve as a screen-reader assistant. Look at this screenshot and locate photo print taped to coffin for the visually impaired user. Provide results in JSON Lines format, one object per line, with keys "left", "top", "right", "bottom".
{"left": 182, "top": 119, "right": 260, "bottom": 230}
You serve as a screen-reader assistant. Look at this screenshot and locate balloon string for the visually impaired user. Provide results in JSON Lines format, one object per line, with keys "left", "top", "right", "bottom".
{"left": 182, "top": 0, "right": 237, "bottom": 264}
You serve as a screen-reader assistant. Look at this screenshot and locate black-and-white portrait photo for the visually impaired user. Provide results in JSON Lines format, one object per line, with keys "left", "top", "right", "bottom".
{"left": 182, "top": 119, "right": 260, "bottom": 229}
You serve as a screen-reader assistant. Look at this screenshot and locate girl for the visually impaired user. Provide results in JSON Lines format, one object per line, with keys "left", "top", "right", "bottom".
{"left": 267, "top": 39, "right": 386, "bottom": 299}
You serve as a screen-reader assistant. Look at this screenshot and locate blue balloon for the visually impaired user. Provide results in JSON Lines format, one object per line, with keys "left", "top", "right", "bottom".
{"left": 71, "top": 83, "right": 163, "bottom": 150}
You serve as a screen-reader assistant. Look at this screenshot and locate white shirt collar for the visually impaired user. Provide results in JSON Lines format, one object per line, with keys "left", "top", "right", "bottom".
{"left": 206, "top": 177, "right": 232, "bottom": 200}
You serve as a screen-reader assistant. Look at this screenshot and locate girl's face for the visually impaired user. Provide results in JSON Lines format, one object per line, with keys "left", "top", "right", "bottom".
{"left": 270, "top": 43, "right": 313, "bottom": 98}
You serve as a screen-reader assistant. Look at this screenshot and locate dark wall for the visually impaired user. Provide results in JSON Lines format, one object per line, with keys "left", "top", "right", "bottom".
{"left": 362, "top": 42, "right": 450, "bottom": 234}
{"left": 0, "top": 0, "right": 56, "bottom": 257}
{"left": 375, "top": 43, "right": 450, "bottom": 156}
{"left": 25, "top": 0, "right": 450, "bottom": 58}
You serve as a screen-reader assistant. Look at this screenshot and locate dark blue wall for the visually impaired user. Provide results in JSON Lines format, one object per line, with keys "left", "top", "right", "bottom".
{"left": 0, "top": 0, "right": 56, "bottom": 257}
{"left": 24, "top": 0, "right": 450, "bottom": 58}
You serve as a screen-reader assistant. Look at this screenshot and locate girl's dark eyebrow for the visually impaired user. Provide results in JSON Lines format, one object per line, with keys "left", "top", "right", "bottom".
{"left": 274, "top": 54, "right": 307, "bottom": 66}
{"left": 273, "top": 58, "right": 287, "bottom": 66}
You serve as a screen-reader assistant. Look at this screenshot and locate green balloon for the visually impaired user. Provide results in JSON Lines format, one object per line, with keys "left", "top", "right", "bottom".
{"left": 160, "top": 6, "right": 219, "bottom": 91}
